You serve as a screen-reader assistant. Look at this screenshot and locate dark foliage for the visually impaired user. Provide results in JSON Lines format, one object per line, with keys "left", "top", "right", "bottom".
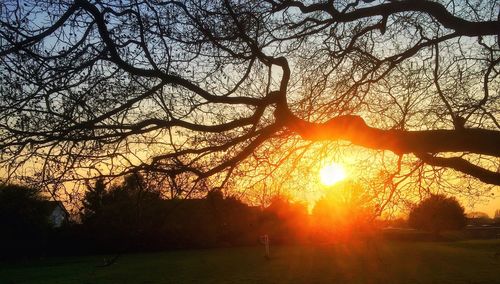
{"left": 466, "top": 211, "right": 493, "bottom": 226}
{"left": 0, "top": 184, "right": 53, "bottom": 258}
{"left": 2, "top": 177, "right": 384, "bottom": 258}
{"left": 259, "top": 196, "right": 309, "bottom": 244}
{"left": 77, "top": 177, "right": 355, "bottom": 253}
{"left": 78, "top": 176, "right": 264, "bottom": 252}
{"left": 408, "top": 194, "right": 466, "bottom": 235}
{"left": 81, "top": 178, "right": 106, "bottom": 223}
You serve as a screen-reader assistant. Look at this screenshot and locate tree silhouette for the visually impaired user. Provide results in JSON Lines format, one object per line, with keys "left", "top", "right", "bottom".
{"left": 0, "top": 184, "right": 52, "bottom": 256}
{"left": 80, "top": 173, "right": 167, "bottom": 251}
{"left": 81, "top": 178, "right": 106, "bottom": 222}
{"left": 1, "top": 0, "right": 499, "bottom": 191}
{"left": 312, "top": 181, "right": 375, "bottom": 240}
{"left": 465, "top": 211, "right": 492, "bottom": 226}
{"left": 0, "top": 184, "right": 50, "bottom": 230}
{"left": 408, "top": 194, "right": 466, "bottom": 236}
{"left": 495, "top": 209, "right": 500, "bottom": 220}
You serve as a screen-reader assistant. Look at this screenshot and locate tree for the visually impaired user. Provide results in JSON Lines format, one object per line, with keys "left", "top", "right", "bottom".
{"left": 1, "top": 0, "right": 499, "bottom": 197}
{"left": 0, "top": 184, "right": 50, "bottom": 230}
{"left": 312, "top": 181, "right": 375, "bottom": 240}
{"left": 408, "top": 194, "right": 466, "bottom": 235}
{"left": 0, "top": 184, "right": 52, "bottom": 256}
{"left": 81, "top": 178, "right": 106, "bottom": 222}
{"left": 260, "top": 195, "right": 309, "bottom": 243}
{"left": 466, "top": 211, "right": 491, "bottom": 226}
{"left": 205, "top": 190, "right": 260, "bottom": 245}
{"left": 80, "top": 173, "right": 168, "bottom": 251}
{"left": 466, "top": 211, "right": 490, "bottom": 219}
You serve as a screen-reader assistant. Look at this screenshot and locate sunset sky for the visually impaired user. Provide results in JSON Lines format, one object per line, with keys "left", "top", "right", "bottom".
{"left": 1, "top": 0, "right": 498, "bottom": 219}
{"left": 1, "top": 2, "right": 499, "bottom": 283}
{"left": 312, "top": 163, "right": 500, "bottom": 218}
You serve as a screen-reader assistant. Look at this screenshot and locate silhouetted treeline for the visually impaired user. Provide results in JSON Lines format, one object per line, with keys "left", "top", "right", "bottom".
{"left": 76, "top": 175, "right": 318, "bottom": 253}
{"left": 1, "top": 177, "right": 322, "bottom": 258}
{"left": 77, "top": 174, "right": 267, "bottom": 252}
{"left": 0, "top": 177, "right": 395, "bottom": 259}
{"left": 0, "top": 184, "right": 66, "bottom": 258}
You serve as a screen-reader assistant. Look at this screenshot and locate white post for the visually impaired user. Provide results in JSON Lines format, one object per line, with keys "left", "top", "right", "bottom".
{"left": 261, "top": 234, "right": 270, "bottom": 259}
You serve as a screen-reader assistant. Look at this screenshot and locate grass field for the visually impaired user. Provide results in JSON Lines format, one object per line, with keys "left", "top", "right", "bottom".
{"left": 1, "top": 239, "right": 500, "bottom": 284}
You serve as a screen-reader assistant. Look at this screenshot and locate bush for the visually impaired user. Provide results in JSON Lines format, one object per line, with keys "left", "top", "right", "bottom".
{"left": 408, "top": 194, "right": 466, "bottom": 236}
{"left": 0, "top": 184, "right": 52, "bottom": 258}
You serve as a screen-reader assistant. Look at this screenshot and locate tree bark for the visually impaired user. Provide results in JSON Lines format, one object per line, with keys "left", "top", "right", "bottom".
{"left": 277, "top": 111, "right": 500, "bottom": 185}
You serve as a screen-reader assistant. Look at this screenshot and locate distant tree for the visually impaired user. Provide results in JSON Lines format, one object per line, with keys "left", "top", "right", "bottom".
{"left": 408, "top": 194, "right": 466, "bottom": 236}
{"left": 495, "top": 209, "right": 500, "bottom": 220}
{"left": 466, "top": 211, "right": 492, "bottom": 226}
{"left": 0, "top": 184, "right": 52, "bottom": 256}
{"left": 384, "top": 217, "right": 408, "bottom": 229}
{"left": 0, "top": 183, "right": 50, "bottom": 228}
{"left": 80, "top": 173, "right": 166, "bottom": 251}
{"left": 312, "top": 181, "right": 375, "bottom": 241}
{"left": 466, "top": 211, "right": 490, "bottom": 219}
{"left": 206, "top": 189, "right": 225, "bottom": 207}
{"left": 81, "top": 178, "right": 107, "bottom": 222}
{"left": 204, "top": 190, "right": 259, "bottom": 245}
{"left": 260, "top": 196, "right": 309, "bottom": 244}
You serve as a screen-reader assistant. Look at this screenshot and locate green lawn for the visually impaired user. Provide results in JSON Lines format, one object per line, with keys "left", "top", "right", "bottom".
{"left": 1, "top": 239, "right": 500, "bottom": 284}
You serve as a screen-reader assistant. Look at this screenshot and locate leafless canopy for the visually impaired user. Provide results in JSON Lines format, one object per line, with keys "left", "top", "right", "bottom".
{"left": 1, "top": 0, "right": 499, "bottom": 189}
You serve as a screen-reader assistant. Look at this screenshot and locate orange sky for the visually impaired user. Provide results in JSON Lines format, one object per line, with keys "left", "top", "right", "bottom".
{"left": 1, "top": 147, "right": 499, "bottom": 218}
{"left": 468, "top": 194, "right": 500, "bottom": 217}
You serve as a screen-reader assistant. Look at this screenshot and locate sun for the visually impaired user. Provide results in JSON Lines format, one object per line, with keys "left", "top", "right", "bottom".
{"left": 319, "top": 163, "right": 347, "bottom": 186}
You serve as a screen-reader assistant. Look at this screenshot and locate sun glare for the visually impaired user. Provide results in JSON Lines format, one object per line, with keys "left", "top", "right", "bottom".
{"left": 319, "top": 163, "right": 347, "bottom": 186}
